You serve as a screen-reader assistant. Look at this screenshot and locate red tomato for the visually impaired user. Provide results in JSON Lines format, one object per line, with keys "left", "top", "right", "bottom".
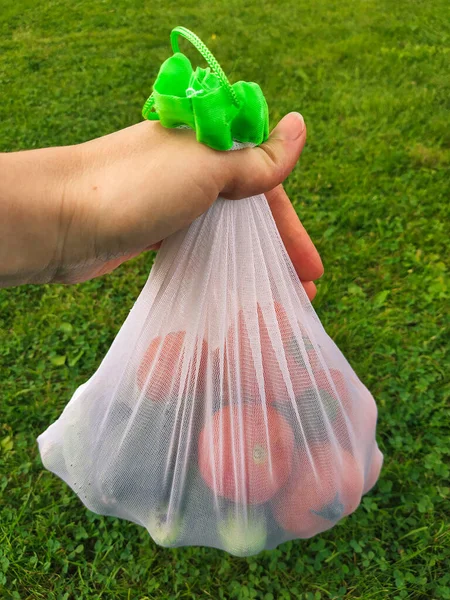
{"left": 224, "top": 310, "right": 261, "bottom": 402}
{"left": 290, "top": 369, "right": 352, "bottom": 445}
{"left": 198, "top": 404, "right": 294, "bottom": 504}
{"left": 271, "top": 301, "right": 294, "bottom": 344}
{"left": 274, "top": 445, "right": 364, "bottom": 537}
{"left": 218, "top": 304, "right": 347, "bottom": 407}
{"left": 313, "top": 368, "right": 352, "bottom": 414}
{"left": 137, "top": 332, "right": 208, "bottom": 401}
{"left": 221, "top": 304, "right": 300, "bottom": 405}
{"left": 270, "top": 301, "right": 316, "bottom": 369}
{"left": 304, "top": 345, "right": 321, "bottom": 371}
{"left": 259, "top": 303, "right": 352, "bottom": 407}
{"left": 257, "top": 303, "right": 312, "bottom": 403}
{"left": 269, "top": 364, "right": 351, "bottom": 416}
{"left": 192, "top": 337, "right": 209, "bottom": 398}
{"left": 210, "top": 344, "right": 231, "bottom": 406}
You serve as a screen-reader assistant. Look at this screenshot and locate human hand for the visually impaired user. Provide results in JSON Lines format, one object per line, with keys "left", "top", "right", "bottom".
{"left": 63, "top": 112, "right": 322, "bottom": 296}
{"left": 0, "top": 113, "right": 323, "bottom": 296}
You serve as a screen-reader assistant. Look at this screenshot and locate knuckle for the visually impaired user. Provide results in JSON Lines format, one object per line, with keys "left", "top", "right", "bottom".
{"left": 261, "top": 145, "right": 285, "bottom": 184}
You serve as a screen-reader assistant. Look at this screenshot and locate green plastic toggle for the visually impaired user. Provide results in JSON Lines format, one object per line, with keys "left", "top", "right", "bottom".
{"left": 142, "top": 27, "right": 269, "bottom": 151}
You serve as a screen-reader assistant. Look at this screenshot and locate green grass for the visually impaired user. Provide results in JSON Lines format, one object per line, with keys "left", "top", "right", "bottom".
{"left": 1, "top": 0, "right": 449, "bottom": 598}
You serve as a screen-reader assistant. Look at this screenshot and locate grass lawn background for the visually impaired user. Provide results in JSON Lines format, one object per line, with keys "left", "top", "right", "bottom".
{"left": 0, "top": 0, "right": 449, "bottom": 598}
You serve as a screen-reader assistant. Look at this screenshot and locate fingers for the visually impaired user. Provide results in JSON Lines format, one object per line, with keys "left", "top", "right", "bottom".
{"left": 266, "top": 184, "right": 324, "bottom": 282}
{"left": 219, "top": 113, "right": 307, "bottom": 200}
{"left": 301, "top": 280, "right": 317, "bottom": 301}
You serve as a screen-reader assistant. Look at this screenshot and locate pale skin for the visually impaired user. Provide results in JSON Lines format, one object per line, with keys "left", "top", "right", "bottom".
{"left": 0, "top": 112, "right": 323, "bottom": 296}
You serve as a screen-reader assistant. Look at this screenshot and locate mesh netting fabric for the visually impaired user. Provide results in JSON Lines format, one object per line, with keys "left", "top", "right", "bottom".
{"left": 38, "top": 191, "right": 382, "bottom": 556}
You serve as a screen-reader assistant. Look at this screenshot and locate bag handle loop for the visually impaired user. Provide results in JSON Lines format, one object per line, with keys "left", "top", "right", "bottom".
{"left": 170, "top": 26, "right": 239, "bottom": 107}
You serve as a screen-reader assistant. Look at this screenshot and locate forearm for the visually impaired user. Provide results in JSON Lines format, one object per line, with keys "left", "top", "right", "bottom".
{"left": 0, "top": 146, "right": 80, "bottom": 287}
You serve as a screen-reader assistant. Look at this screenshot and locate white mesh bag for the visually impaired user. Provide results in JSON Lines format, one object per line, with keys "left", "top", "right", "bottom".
{"left": 38, "top": 28, "right": 383, "bottom": 557}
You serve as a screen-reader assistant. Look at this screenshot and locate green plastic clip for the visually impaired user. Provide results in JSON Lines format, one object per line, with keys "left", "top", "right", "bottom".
{"left": 142, "top": 27, "right": 269, "bottom": 151}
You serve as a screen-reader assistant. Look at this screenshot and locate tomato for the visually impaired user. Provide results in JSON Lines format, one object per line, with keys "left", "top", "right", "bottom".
{"left": 271, "top": 365, "right": 351, "bottom": 442}
{"left": 216, "top": 304, "right": 349, "bottom": 410}
{"left": 137, "top": 331, "right": 185, "bottom": 396}
{"left": 256, "top": 303, "right": 310, "bottom": 403}
{"left": 191, "top": 337, "right": 209, "bottom": 398}
{"left": 258, "top": 303, "right": 351, "bottom": 407}
{"left": 224, "top": 310, "right": 262, "bottom": 402}
{"left": 210, "top": 344, "right": 231, "bottom": 408}
{"left": 137, "top": 332, "right": 208, "bottom": 401}
{"left": 270, "top": 301, "right": 316, "bottom": 368}
{"left": 198, "top": 404, "right": 294, "bottom": 504}
{"left": 218, "top": 303, "right": 320, "bottom": 405}
{"left": 298, "top": 368, "right": 351, "bottom": 410}
{"left": 274, "top": 445, "right": 364, "bottom": 537}
{"left": 220, "top": 304, "right": 300, "bottom": 404}
{"left": 292, "top": 369, "right": 352, "bottom": 447}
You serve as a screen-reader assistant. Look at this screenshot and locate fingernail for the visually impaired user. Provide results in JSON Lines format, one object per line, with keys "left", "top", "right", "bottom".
{"left": 277, "top": 112, "right": 305, "bottom": 141}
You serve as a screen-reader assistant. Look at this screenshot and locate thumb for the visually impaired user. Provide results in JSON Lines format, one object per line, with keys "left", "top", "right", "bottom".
{"left": 219, "top": 112, "right": 306, "bottom": 200}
